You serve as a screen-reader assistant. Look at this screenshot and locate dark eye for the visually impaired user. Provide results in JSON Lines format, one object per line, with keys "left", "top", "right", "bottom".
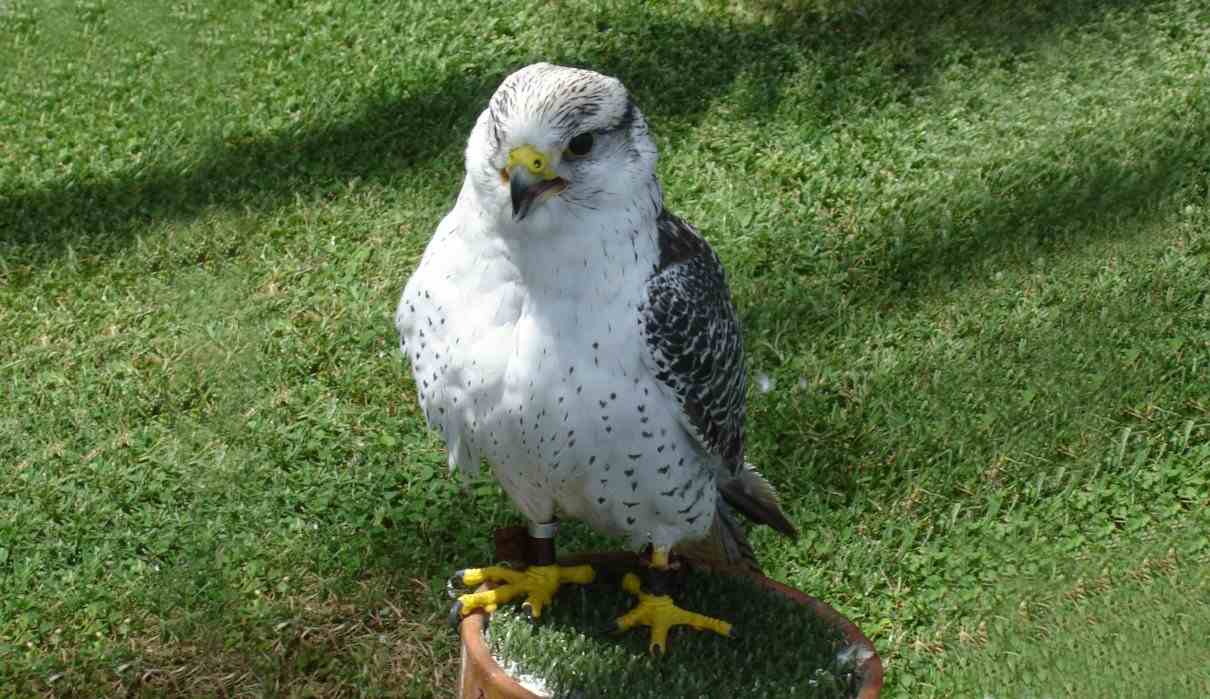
{"left": 566, "top": 132, "right": 594, "bottom": 157}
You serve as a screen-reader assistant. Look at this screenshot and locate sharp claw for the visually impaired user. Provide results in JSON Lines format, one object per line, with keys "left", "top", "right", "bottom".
{"left": 443, "top": 563, "right": 593, "bottom": 629}
{"left": 613, "top": 578, "right": 732, "bottom": 653}
{"left": 447, "top": 569, "right": 469, "bottom": 597}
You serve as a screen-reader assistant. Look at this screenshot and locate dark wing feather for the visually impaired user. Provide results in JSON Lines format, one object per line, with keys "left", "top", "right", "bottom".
{"left": 641, "top": 209, "right": 746, "bottom": 474}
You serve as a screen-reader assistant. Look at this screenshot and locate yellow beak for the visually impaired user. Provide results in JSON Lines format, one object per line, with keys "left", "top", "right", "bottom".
{"left": 507, "top": 145, "right": 558, "bottom": 180}
{"left": 506, "top": 145, "right": 564, "bottom": 221}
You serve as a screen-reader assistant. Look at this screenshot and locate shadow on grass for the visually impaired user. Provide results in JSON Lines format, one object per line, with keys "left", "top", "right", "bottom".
{"left": 882, "top": 120, "right": 1208, "bottom": 296}
{"left": 748, "top": 108, "right": 1208, "bottom": 325}
{"left": 2, "top": 0, "right": 1157, "bottom": 268}
{"left": 743, "top": 106, "right": 1208, "bottom": 503}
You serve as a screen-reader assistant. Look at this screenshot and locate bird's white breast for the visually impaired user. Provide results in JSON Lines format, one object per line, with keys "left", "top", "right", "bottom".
{"left": 397, "top": 185, "right": 716, "bottom": 547}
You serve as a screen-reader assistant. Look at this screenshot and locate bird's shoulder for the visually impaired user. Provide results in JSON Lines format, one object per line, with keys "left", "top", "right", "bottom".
{"left": 652, "top": 208, "right": 716, "bottom": 273}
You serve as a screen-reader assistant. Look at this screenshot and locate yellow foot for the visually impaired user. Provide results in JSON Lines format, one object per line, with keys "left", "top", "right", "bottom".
{"left": 613, "top": 572, "right": 734, "bottom": 654}
{"left": 448, "top": 564, "right": 595, "bottom": 625}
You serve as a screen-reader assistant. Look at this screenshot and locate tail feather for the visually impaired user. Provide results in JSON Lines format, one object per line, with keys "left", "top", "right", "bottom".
{"left": 674, "top": 463, "right": 796, "bottom": 573}
{"left": 719, "top": 462, "right": 799, "bottom": 539}
{"left": 675, "top": 501, "right": 761, "bottom": 573}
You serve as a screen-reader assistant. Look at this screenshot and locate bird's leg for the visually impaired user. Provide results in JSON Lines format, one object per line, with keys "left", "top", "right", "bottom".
{"left": 613, "top": 547, "right": 734, "bottom": 654}
{"left": 448, "top": 520, "right": 595, "bottom": 625}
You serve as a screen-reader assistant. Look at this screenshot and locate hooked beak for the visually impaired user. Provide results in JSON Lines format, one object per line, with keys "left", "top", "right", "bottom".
{"left": 505, "top": 145, "right": 566, "bottom": 221}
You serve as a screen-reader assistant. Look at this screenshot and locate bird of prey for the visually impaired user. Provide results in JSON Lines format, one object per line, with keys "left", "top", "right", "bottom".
{"left": 396, "top": 63, "right": 797, "bottom": 653}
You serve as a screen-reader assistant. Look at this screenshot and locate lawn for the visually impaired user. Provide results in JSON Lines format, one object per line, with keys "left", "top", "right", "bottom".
{"left": 2, "top": 0, "right": 1208, "bottom": 696}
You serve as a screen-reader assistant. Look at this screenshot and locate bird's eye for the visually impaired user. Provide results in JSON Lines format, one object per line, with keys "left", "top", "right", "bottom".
{"left": 566, "top": 132, "right": 594, "bottom": 157}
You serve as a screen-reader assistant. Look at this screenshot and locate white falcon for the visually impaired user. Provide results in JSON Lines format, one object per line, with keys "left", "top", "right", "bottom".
{"left": 396, "top": 63, "right": 797, "bottom": 652}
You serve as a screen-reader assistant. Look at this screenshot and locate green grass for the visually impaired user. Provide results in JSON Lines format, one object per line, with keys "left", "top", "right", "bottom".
{"left": 1, "top": 0, "right": 1208, "bottom": 696}
{"left": 487, "top": 563, "right": 853, "bottom": 699}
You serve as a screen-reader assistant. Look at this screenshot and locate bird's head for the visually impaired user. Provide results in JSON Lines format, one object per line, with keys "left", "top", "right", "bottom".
{"left": 465, "top": 63, "right": 660, "bottom": 235}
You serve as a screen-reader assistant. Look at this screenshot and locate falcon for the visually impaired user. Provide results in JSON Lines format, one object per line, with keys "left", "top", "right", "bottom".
{"left": 396, "top": 63, "right": 797, "bottom": 653}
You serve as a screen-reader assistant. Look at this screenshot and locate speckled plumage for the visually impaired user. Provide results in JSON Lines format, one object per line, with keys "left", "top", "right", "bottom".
{"left": 396, "top": 63, "right": 794, "bottom": 565}
{"left": 645, "top": 210, "right": 748, "bottom": 473}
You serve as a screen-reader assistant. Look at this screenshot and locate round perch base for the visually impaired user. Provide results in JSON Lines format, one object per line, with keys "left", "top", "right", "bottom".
{"left": 457, "top": 528, "right": 883, "bottom": 699}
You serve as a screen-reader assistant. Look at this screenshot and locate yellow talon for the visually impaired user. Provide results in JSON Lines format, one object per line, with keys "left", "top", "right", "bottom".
{"left": 452, "top": 564, "right": 595, "bottom": 620}
{"left": 615, "top": 572, "right": 733, "bottom": 654}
